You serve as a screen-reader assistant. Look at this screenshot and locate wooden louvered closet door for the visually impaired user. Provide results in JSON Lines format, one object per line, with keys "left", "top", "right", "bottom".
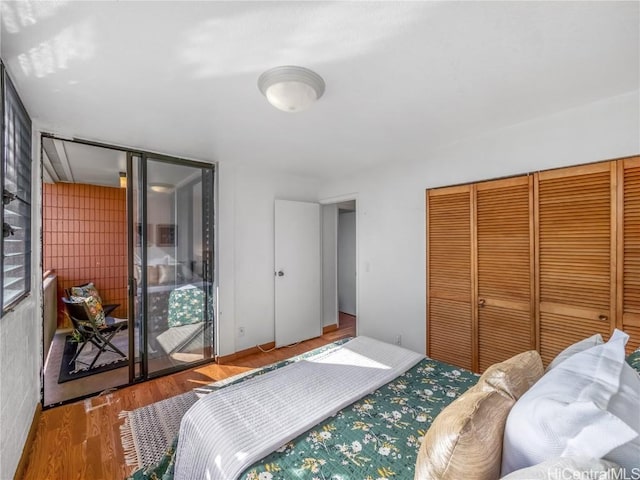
{"left": 536, "top": 162, "right": 616, "bottom": 365}
{"left": 475, "top": 177, "right": 535, "bottom": 372}
{"left": 426, "top": 186, "right": 474, "bottom": 370}
{"left": 619, "top": 156, "right": 640, "bottom": 352}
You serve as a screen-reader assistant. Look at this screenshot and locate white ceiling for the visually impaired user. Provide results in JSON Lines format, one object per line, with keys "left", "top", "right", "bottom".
{"left": 2, "top": 1, "right": 638, "bottom": 181}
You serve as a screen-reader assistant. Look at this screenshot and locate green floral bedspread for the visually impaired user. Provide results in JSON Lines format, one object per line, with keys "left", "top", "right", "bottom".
{"left": 128, "top": 342, "right": 479, "bottom": 480}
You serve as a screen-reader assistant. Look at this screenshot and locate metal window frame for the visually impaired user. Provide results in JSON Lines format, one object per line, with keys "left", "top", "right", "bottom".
{"left": 1, "top": 61, "right": 32, "bottom": 315}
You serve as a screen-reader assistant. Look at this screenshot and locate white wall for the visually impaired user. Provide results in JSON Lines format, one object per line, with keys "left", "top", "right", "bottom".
{"left": 216, "top": 163, "right": 322, "bottom": 355}
{"left": 0, "top": 132, "right": 42, "bottom": 480}
{"left": 2, "top": 89, "right": 637, "bottom": 478}
{"left": 318, "top": 90, "right": 640, "bottom": 354}
{"left": 321, "top": 204, "right": 338, "bottom": 327}
{"left": 337, "top": 211, "right": 357, "bottom": 316}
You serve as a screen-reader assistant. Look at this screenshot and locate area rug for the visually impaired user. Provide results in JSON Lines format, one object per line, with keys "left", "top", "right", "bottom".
{"left": 58, "top": 329, "right": 129, "bottom": 383}
{"left": 119, "top": 338, "right": 352, "bottom": 471}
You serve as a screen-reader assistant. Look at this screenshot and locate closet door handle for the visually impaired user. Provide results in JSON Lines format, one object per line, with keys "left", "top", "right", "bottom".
{"left": 598, "top": 314, "right": 608, "bottom": 322}
{"left": 478, "top": 298, "right": 486, "bottom": 307}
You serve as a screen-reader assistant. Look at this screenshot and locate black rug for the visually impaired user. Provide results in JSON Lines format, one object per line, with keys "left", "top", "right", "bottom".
{"left": 58, "top": 335, "right": 128, "bottom": 384}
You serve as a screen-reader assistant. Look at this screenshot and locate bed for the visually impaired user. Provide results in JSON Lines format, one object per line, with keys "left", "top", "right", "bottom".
{"left": 127, "top": 335, "right": 640, "bottom": 480}
{"left": 127, "top": 337, "right": 479, "bottom": 480}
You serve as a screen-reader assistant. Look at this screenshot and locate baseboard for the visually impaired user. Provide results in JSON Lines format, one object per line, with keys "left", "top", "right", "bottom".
{"left": 13, "top": 402, "right": 42, "bottom": 480}
{"left": 323, "top": 323, "right": 338, "bottom": 334}
{"left": 217, "top": 341, "right": 277, "bottom": 364}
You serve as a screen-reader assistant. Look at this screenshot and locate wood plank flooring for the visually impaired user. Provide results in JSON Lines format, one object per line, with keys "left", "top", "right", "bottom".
{"left": 20, "top": 314, "right": 356, "bottom": 480}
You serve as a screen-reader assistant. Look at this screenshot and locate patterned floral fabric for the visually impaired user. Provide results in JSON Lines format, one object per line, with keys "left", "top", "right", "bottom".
{"left": 167, "top": 286, "right": 206, "bottom": 327}
{"left": 128, "top": 343, "right": 479, "bottom": 480}
{"left": 71, "top": 295, "right": 106, "bottom": 327}
{"left": 627, "top": 347, "right": 640, "bottom": 374}
{"left": 69, "top": 282, "right": 103, "bottom": 303}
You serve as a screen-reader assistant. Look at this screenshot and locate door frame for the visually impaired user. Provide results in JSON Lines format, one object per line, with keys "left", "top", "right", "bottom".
{"left": 39, "top": 133, "right": 218, "bottom": 407}
{"left": 320, "top": 193, "right": 359, "bottom": 333}
{"left": 130, "top": 152, "right": 217, "bottom": 382}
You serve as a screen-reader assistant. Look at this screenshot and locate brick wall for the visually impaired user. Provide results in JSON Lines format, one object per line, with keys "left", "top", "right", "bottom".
{"left": 43, "top": 183, "right": 127, "bottom": 327}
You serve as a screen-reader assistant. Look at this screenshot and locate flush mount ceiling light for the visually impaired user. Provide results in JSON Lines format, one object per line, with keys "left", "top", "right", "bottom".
{"left": 258, "top": 66, "right": 325, "bottom": 113}
{"left": 150, "top": 183, "right": 174, "bottom": 194}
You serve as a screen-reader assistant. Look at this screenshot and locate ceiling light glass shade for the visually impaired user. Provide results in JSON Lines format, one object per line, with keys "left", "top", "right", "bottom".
{"left": 258, "top": 66, "right": 325, "bottom": 113}
{"left": 150, "top": 183, "right": 173, "bottom": 194}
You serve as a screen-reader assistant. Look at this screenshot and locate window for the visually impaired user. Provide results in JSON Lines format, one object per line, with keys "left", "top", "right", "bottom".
{"left": 1, "top": 62, "right": 32, "bottom": 312}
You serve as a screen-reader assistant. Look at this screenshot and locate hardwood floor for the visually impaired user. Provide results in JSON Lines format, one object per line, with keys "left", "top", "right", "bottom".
{"left": 21, "top": 314, "right": 356, "bottom": 480}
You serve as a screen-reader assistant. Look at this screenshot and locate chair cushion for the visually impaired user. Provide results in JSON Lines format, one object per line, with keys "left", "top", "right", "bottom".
{"left": 501, "top": 329, "right": 640, "bottom": 475}
{"left": 476, "top": 350, "right": 543, "bottom": 401}
{"left": 69, "top": 282, "right": 102, "bottom": 303}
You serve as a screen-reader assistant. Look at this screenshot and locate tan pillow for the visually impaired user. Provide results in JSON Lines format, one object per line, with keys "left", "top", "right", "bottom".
{"left": 476, "top": 350, "right": 544, "bottom": 401}
{"left": 158, "top": 264, "right": 176, "bottom": 284}
{"left": 414, "top": 386, "right": 514, "bottom": 480}
{"left": 147, "top": 265, "right": 159, "bottom": 285}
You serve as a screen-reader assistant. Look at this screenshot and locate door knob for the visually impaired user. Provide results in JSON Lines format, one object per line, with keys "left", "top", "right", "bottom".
{"left": 276, "top": 270, "right": 284, "bottom": 277}
{"left": 478, "top": 298, "right": 486, "bottom": 307}
{"left": 598, "top": 314, "right": 608, "bottom": 322}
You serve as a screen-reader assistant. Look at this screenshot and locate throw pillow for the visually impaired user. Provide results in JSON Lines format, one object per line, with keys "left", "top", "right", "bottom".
{"left": 147, "top": 265, "right": 159, "bottom": 286}
{"left": 477, "top": 350, "right": 543, "bottom": 401}
{"left": 158, "top": 265, "right": 176, "bottom": 285}
{"left": 177, "top": 263, "right": 193, "bottom": 283}
{"left": 69, "top": 282, "right": 103, "bottom": 304}
{"left": 500, "top": 456, "right": 622, "bottom": 480}
{"left": 414, "top": 387, "right": 513, "bottom": 480}
{"left": 72, "top": 295, "right": 106, "bottom": 328}
{"left": 415, "top": 350, "right": 546, "bottom": 480}
{"left": 168, "top": 286, "right": 205, "bottom": 327}
{"left": 501, "top": 329, "right": 640, "bottom": 475}
{"left": 546, "top": 333, "right": 603, "bottom": 371}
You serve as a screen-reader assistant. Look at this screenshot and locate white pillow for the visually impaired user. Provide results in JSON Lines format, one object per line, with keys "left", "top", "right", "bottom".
{"left": 501, "top": 329, "right": 640, "bottom": 475}
{"left": 500, "top": 456, "right": 621, "bottom": 480}
{"left": 546, "top": 333, "right": 603, "bottom": 371}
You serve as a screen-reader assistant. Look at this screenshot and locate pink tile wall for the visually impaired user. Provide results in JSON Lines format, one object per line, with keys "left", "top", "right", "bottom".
{"left": 43, "top": 183, "right": 128, "bottom": 327}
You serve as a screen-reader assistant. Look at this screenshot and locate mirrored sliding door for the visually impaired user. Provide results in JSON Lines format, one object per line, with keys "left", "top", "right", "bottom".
{"left": 129, "top": 154, "right": 215, "bottom": 380}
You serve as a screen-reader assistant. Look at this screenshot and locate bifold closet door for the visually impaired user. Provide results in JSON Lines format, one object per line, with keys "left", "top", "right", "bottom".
{"left": 619, "top": 156, "right": 640, "bottom": 352}
{"left": 475, "top": 177, "right": 535, "bottom": 372}
{"left": 537, "top": 162, "right": 616, "bottom": 365}
{"left": 426, "top": 186, "right": 474, "bottom": 370}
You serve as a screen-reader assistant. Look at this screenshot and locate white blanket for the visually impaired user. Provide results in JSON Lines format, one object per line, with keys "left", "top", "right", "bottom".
{"left": 173, "top": 336, "right": 423, "bottom": 480}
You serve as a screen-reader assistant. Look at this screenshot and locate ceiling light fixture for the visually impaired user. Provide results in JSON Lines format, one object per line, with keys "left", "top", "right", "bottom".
{"left": 119, "top": 171, "right": 127, "bottom": 189}
{"left": 258, "top": 66, "right": 325, "bottom": 113}
{"left": 150, "top": 183, "right": 174, "bottom": 194}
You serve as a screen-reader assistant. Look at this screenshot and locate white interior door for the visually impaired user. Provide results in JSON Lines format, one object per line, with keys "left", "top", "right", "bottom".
{"left": 275, "top": 199, "right": 322, "bottom": 347}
